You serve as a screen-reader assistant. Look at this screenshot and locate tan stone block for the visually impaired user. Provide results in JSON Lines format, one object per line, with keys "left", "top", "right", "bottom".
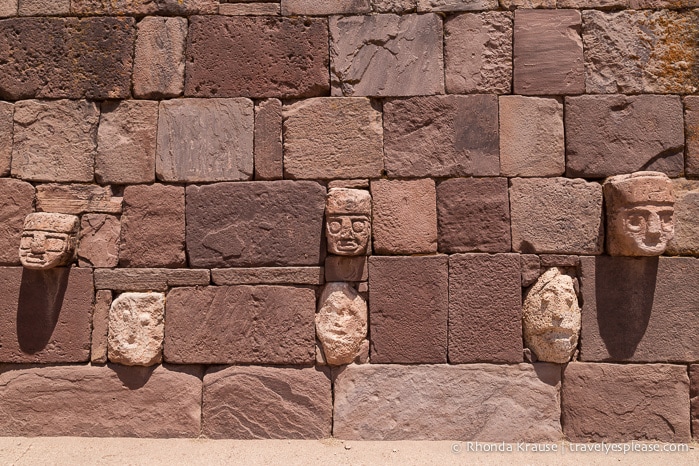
{"left": 78, "top": 214, "right": 120, "bottom": 268}
{"left": 220, "top": 3, "right": 280, "bottom": 15}
{"left": 371, "top": 0, "right": 417, "bottom": 12}
{"left": 539, "top": 254, "right": 579, "bottom": 268}
{"left": 108, "top": 292, "right": 164, "bottom": 367}
{"left": 0, "top": 101, "right": 12, "bottom": 176}
{"left": 667, "top": 179, "right": 699, "bottom": 256}
{"left": 0, "top": 0, "right": 17, "bottom": 16}
{"left": 18, "top": 0, "right": 69, "bottom": 15}
{"left": 254, "top": 99, "right": 282, "bottom": 181}
{"left": 417, "top": 0, "right": 498, "bottom": 10}
{"left": 211, "top": 267, "right": 324, "bottom": 285}
{"left": 316, "top": 283, "right": 368, "bottom": 365}
{"left": 558, "top": 0, "right": 625, "bottom": 6}
{"left": 91, "top": 290, "right": 111, "bottom": 364}
{"left": 71, "top": 0, "right": 217, "bottom": 14}
{"left": 133, "top": 17, "right": 187, "bottom": 99}
{"left": 36, "top": 184, "right": 122, "bottom": 215}
{"left": 94, "top": 268, "right": 210, "bottom": 292}
{"left": 282, "top": 0, "right": 370, "bottom": 14}
{"left": 0, "top": 179, "right": 34, "bottom": 266}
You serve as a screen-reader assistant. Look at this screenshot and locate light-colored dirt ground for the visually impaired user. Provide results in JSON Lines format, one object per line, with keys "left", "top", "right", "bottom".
{"left": 0, "top": 438, "right": 697, "bottom": 465}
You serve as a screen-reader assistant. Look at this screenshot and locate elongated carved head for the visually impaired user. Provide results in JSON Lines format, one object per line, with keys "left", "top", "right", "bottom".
{"left": 325, "top": 188, "right": 371, "bottom": 256}
{"left": 19, "top": 213, "right": 80, "bottom": 269}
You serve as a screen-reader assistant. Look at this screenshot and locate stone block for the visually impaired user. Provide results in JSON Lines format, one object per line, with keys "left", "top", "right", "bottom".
{"left": 0, "top": 0, "right": 16, "bottom": 17}
{"left": 0, "top": 267, "right": 93, "bottom": 363}
{"left": 448, "top": 253, "right": 522, "bottom": 363}
{"left": 97, "top": 100, "right": 158, "bottom": 184}
{"left": 133, "top": 17, "right": 187, "bottom": 99}
{"left": 12, "top": 100, "right": 98, "bottom": 183}
{"left": 164, "top": 285, "right": 316, "bottom": 364}
{"left": 119, "top": 184, "right": 185, "bottom": 268}
{"left": 562, "top": 363, "right": 690, "bottom": 442}
{"left": 0, "top": 101, "right": 11, "bottom": 176}
{"left": 579, "top": 256, "right": 699, "bottom": 362}
{"left": 18, "top": 0, "right": 68, "bottom": 15}
{"left": 94, "top": 268, "right": 210, "bottom": 292}
{"left": 559, "top": 0, "right": 626, "bottom": 6}
{"left": 108, "top": 292, "right": 165, "bottom": 367}
{"left": 330, "top": 14, "right": 443, "bottom": 96}
{"left": 71, "top": 0, "right": 217, "bottom": 15}
{"left": 0, "top": 17, "right": 134, "bottom": 100}
{"left": 156, "top": 99, "right": 253, "bottom": 182}
{"left": 211, "top": 267, "right": 324, "bottom": 285}
{"left": 325, "top": 256, "right": 367, "bottom": 282}
{"left": 629, "top": 0, "right": 699, "bottom": 6}
{"left": 691, "top": 365, "right": 699, "bottom": 439}
{"left": 383, "top": 95, "right": 499, "bottom": 177}
{"left": 417, "top": 0, "right": 498, "bottom": 10}
{"left": 510, "top": 177, "right": 604, "bottom": 254}
{"left": 583, "top": 10, "right": 699, "bottom": 94}
{"left": 565, "top": 95, "right": 684, "bottom": 178}
{"left": 0, "top": 179, "right": 34, "bottom": 265}
{"left": 283, "top": 98, "right": 383, "bottom": 180}
{"left": 36, "top": 184, "right": 122, "bottom": 215}
{"left": 444, "top": 12, "right": 512, "bottom": 94}
{"left": 685, "top": 96, "right": 699, "bottom": 177}
{"left": 254, "top": 99, "right": 283, "bottom": 181}
{"left": 372, "top": 0, "right": 417, "bottom": 12}
{"left": 368, "top": 256, "right": 448, "bottom": 363}
{"left": 540, "top": 255, "right": 579, "bottom": 268}
{"left": 186, "top": 181, "right": 325, "bottom": 268}
{"left": 514, "top": 10, "right": 584, "bottom": 95}
{"left": 282, "top": 0, "right": 370, "bottom": 14}
{"left": 0, "top": 364, "right": 203, "bottom": 437}
{"left": 77, "top": 214, "right": 120, "bottom": 268}
{"left": 203, "top": 366, "right": 331, "bottom": 439}
{"left": 328, "top": 179, "right": 370, "bottom": 190}
{"left": 521, "top": 254, "right": 541, "bottom": 287}
{"left": 220, "top": 3, "right": 280, "bottom": 14}
{"left": 667, "top": 180, "right": 699, "bottom": 256}
{"left": 501, "top": 0, "right": 555, "bottom": 7}
{"left": 437, "top": 178, "right": 511, "bottom": 253}
{"left": 499, "top": 96, "right": 564, "bottom": 177}
{"left": 334, "top": 364, "right": 562, "bottom": 441}
{"left": 91, "top": 290, "right": 111, "bottom": 364}
{"left": 185, "top": 16, "right": 329, "bottom": 98}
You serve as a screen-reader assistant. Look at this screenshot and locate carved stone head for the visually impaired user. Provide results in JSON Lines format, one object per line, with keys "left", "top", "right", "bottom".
{"left": 604, "top": 171, "right": 675, "bottom": 256}
{"left": 316, "top": 282, "right": 368, "bottom": 366}
{"left": 522, "top": 267, "right": 581, "bottom": 364}
{"left": 325, "top": 188, "right": 371, "bottom": 256}
{"left": 19, "top": 213, "right": 80, "bottom": 269}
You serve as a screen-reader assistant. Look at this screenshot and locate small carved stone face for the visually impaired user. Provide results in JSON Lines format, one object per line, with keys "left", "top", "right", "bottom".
{"left": 325, "top": 188, "right": 372, "bottom": 256}
{"left": 316, "top": 282, "right": 368, "bottom": 366}
{"left": 617, "top": 205, "right": 674, "bottom": 255}
{"left": 19, "top": 213, "right": 79, "bottom": 270}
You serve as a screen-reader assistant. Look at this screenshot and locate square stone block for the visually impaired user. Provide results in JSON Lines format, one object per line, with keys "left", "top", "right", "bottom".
{"left": 77, "top": 214, "right": 120, "bottom": 268}
{"left": 0, "top": 179, "right": 34, "bottom": 265}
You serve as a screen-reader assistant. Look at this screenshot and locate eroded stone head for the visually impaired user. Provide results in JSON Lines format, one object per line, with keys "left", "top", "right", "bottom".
{"left": 325, "top": 188, "right": 371, "bottom": 256}
{"left": 523, "top": 267, "right": 581, "bottom": 364}
{"left": 604, "top": 171, "right": 675, "bottom": 256}
{"left": 108, "top": 292, "right": 165, "bottom": 367}
{"left": 316, "top": 282, "right": 368, "bottom": 366}
{"left": 19, "top": 212, "right": 80, "bottom": 269}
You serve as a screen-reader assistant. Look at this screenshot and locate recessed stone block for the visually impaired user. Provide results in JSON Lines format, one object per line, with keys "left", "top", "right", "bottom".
{"left": 254, "top": 99, "right": 283, "bottom": 181}
{"left": 0, "top": 101, "right": 11, "bottom": 176}
{"left": 78, "top": 214, "right": 122, "bottom": 268}
{"left": 91, "top": 290, "right": 111, "bottom": 364}
{"left": 325, "top": 256, "right": 367, "bottom": 282}
{"left": 133, "top": 17, "right": 187, "bottom": 99}
{"left": 108, "top": 292, "right": 165, "bottom": 367}
{"left": 0, "top": 179, "right": 34, "bottom": 266}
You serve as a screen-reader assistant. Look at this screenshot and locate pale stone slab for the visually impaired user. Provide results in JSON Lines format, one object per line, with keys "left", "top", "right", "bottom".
{"left": 133, "top": 17, "right": 187, "bottom": 99}
{"left": 94, "top": 268, "right": 210, "bottom": 291}
{"left": 254, "top": 99, "right": 283, "bottom": 181}
{"left": 316, "top": 283, "right": 367, "bottom": 365}
{"left": 500, "top": 0, "right": 555, "bottom": 7}
{"left": 0, "top": 0, "right": 17, "bottom": 16}
{"left": 108, "top": 292, "right": 165, "bottom": 367}
{"left": 211, "top": 267, "right": 324, "bottom": 285}
{"left": 0, "top": 179, "right": 34, "bottom": 265}
{"left": 334, "top": 364, "right": 562, "bottom": 441}
{"left": 77, "top": 214, "right": 120, "bottom": 268}
{"left": 372, "top": 0, "right": 417, "bottom": 12}
{"left": 71, "top": 0, "right": 217, "bottom": 14}
{"left": 667, "top": 179, "right": 699, "bottom": 256}
{"left": 328, "top": 179, "right": 370, "bottom": 189}
{"left": 0, "top": 101, "right": 12, "bottom": 176}
{"left": 18, "top": 0, "right": 69, "bottom": 15}
{"left": 91, "top": 290, "right": 111, "bottom": 364}
{"left": 282, "top": 0, "right": 370, "bottom": 14}
{"left": 418, "top": 0, "right": 498, "bottom": 10}
{"left": 36, "top": 184, "right": 122, "bottom": 215}
{"left": 220, "top": 3, "right": 280, "bottom": 15}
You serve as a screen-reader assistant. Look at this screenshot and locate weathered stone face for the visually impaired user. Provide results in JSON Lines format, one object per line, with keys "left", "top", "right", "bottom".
{"left": 316, "top": 283, "right": 368, "bottom": 366}
{"left": 19, "top": 213, "right": 79, "bottom": 270}
{"left": 523, "top": 267, "right": 581, "bottom": 364}
{"left": 108, "top": 292, "right": 165, "bottom": 367}
{"left": 325, "top": 188, "right": 371, "bottom": 256}
{"left": 604, "top": 171, "right": 675, "bottom": 256}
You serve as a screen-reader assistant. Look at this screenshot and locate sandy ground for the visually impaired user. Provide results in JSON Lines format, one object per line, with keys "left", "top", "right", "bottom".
{"left": 0, "top": 438, "right": 697, "bottom": 465}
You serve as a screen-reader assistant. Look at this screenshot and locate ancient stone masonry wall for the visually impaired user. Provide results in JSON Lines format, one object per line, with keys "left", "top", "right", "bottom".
{"left": 1, "top": 0, "right": 699, "bottom": 442}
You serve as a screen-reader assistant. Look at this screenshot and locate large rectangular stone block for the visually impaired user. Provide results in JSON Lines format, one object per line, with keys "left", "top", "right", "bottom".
{"left": 71, "top": 0, "right": 217, "bottom": 14}
{"left": 0, "top": 17, "right": 134, "bottom": 100}
{"left": 0, "top": 267, "right": 93, "bottom": 363}
{"left": 579, "top": 256, "right": 699, "bottom": 362}
{"left": 211, "top": 267, "right": 324, "bottom": 286}
{"left": 0, "top": 364, "right": 203, "bottom": 437}
{"left": 133, "top": 17, "right": 187, "bottom": 99}
{"left": 186, "top": 181, "right": 325, "bottom": 268}
{"left": 164, "top": 285, "right": 316, "bottom": 364}
{"left": 203, "top": 366, "right": 331, "bottom": 439}
{"left": 254, "top": 99, "right": 283, "bottom": 181}
{"left": 18, "top": 0, "right": 69, "bottom": 15}
{"left": 334, "top": 364, "right": 562, "bottom": 441}
{"left": 562, "top": 363, "right": 690, "bottom": 442}
{"left": 417, "top": 0, "right": 498, "bottom": 10}
{"left": 36, "top": 184, "right": 122, "bottom": 215}
{"left": 449, "top": 254, "right": 522, "bottom": 363}
{"left": 94, "top": 268, "right": 210, "bottom": 291}
{"left": 185, "top": 16, "right": 329, "bottom": 98}
{"left": 383, "top": 95, "right": 499, "bottom": 177}
{"left": 666, "top": 179, "right": 699, "bottom": 256}
{"left": 77, "top": 214, "right": 120, "bottom": 268}
{"left": 0, "top": 179, "right": 34, "bottom": 265}
{"left": 282, "top": 0, "right": 371, "bottom": 14}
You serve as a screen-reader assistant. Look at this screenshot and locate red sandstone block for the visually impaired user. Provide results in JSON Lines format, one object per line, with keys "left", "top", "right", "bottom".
{"left": 0, "top": 364, "right": 203, "bottom": 437}
{"left": 71, "top": 0, "right": 217, "bottom": 15}
{"left": 164, "top": 285, "right": 316, "bottom": 364}
{"left": 691, "top": 365, "right": 699, "bottom": 439}
{"left": 685, "top": 97, "right": 699, "bottom": 177}
{"left": 77, "top": 214, "right": 120, "bottom": 268}
{"left": 0, "top": 179, "right": 34, "bottom": 266}
{"left": 562, "top": 363, "right": 690, "bottom": 442}
{"left": 185, "top": 16, "right": 329, "bottom": 98}
{"left": 0, "top": 267, "right": 93, "bottom": 363}
{"left": 0, "top": 101, "right": 11, "bottom": 176}
{"left": 254, "top": 99, "right": 283, "bottom": 181}
{"left": 133, "top": 17, "right": 187, "bottom": 99}
{"left": 91, "top": 290, "right": 111, "bottom": 364}
{"left": 448, "top": 253, "right": 522, "bottom": 363}
{"left": 203, "top": 366, "right": 331, "bottom": 439}
{"left": 119, "top": 184, "right": 185, "bottom": 268}
{"left": 19, "top": 0, "right": 68, "bottom": 15}
{"left": 0, "top": 17, "right": 134, "bottom": 100}
{"left": 368, "top": 256, "right": 448, "bottom": 363}
{"left": 282, "top": 0, "right": 371, "bottom": 15}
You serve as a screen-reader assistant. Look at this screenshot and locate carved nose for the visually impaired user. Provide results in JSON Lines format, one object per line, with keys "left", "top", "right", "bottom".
{"left": 339, "top": 219, "right": 353, "bottom": 238}
{"left": 646, "top": 212, "right": 661, "bottom": 235}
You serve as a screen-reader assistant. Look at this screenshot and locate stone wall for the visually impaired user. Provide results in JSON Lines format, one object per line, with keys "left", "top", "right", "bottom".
{"left": 0, "top": 0, "right": 698, "bottom": 442}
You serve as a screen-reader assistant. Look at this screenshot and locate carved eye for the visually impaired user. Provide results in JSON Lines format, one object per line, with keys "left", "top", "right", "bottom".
{"left": 352, "top": 220, "right": 366, "bottom": 233}
{"left": 45, "top": 237, "right": 66, "bottom": 252}
{"left": 328, "top": 221, "right": 342, "bottom": 234}
{"left": 625, "top": 213, "right": 645, "bottom": 232}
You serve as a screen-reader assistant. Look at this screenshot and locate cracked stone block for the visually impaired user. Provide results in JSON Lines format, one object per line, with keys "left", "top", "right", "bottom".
{"left": 417, "top": 0, "right": 498, "bottom": 10}
{"left": 108, "top": 292, "right": 165, "bottom": 367}
{"left": 667, "top": 179, "right": 699, "bottom": 256}
{"left": 282, "top": 0, "right": 371, "bottom": 14}
{"left": 565, "top": 95, "right": 684, "bottom": 178}
{"left": 133, "top": 17, "right": 187, "bottom": 99}
{"left": 0, "top": 179, "right": 33, "bottom": 265}
{"left": 330, "top": 13, "right": 444, "bottom": 97}
{"left": 18, "top": 0, "right": 68, "bottom": 15}
{"left": 77, "top": 214, "right": 120, "bottom": 268}
{"left": 254, "top": 99, "right": 283, "bottom": 180}
{"left": 71, "top": 0, "right": 217, "bottom": 15}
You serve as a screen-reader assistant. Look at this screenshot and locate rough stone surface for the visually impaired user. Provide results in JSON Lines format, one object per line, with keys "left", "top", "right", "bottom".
{"left": 108, "top": 292, "right": 165, "bottom": 367}
{"left": 203, "top": 366, "right": 332, "bottom": 439}
{"left": 521, "top": 254, "right": 541, "bottom": 287}
{"left": 685, "top": 96, "right": 699, "bottom": 177}
{"left": 185, "top": 16, "right": 329, "bottom": 98}
{"left": 559, "top": 0, "right": 625, "bottom": 6}
{"left": 0, "top": 364, "right": 202, "bottom": 437}
{"left": 449, "top": 253, "right": 522, "bottom": 363}
{"left": 282, "top": 0, "right": 370, "bottom": 14}
{"left": 325, "top": 188, "right": 372, "bottom": 257}
{"left": 97, "top": 100, "right": 157, "bottom": 185}
{"left": 0, "top": 101, "right": 11, "bottom": 176}
{"left": 325, "top": 256, "right": 367, "bottom": 282}
{"left": 219, "top": 3, "right": 280, "bottom": 15}
{"left": 211, "top": 267, "right": 324, "bottom": 285}
{"left": 71, "top": 0, "right": 217, "bottom": 15}
{"left": 444, "top": 12, "right": 512, "bottom": 94}
{"left": 583, "top": 10, "right": 699, "bottom": 94}
{"left": 0, "top": 0, "right": 16, "bottom": 17}
{"left": 383, "top": 95, "right": 499, "bottom": 177}
{"left": 91, "top": 290, "right": 111, "bottom": 364}
{"left": 165, "top": 285, "right": 316, "bottom": 364}
{"left": 12, "top": 100, "right": 98, "bottom": 183}
{"left": 0, "top": 267, "right": 93, "bottom": 363}
{"left": 18, "top": 212, "right": 79, "bottom": 270}
{"left": 94, "top": 268, "right": 210, "bottom": 292}
{"left": 372, "top": 0, "right": 417, "bottom": 12}
{"left": 368, "top": 256, "right": 448, "bottom": 363}
{"left": 510, "top": 177, "right": 604, "bottom": 254}
{"left": 186, "top": 181, "right": 325, "bottom": 268}
{"left": 501, "top": 0, "right": 555, "bottom": 7}
{"left": 540, "top": 255, "right": 580, "bottom": 268}
{"left": 371, "top": 179, "right": 438, "bottom": 255}
{"left": 283, "top": 98, "right": 383, "bottom": 180}
{"left": 667, "top": 179, "right": 699, "bottom": 256}
{"left": 514, "top": 10, "right": 584, "bottom": 95}
{"left": 579, "top": 256, "right": 699, "bottom": 362}
{"left": 328, "top": 179, "right": 370, "bottom": 190}
{"left": 562, "top": 363, "right": 690, "bottom": 442}
{"left": 330, "top": 14, "right": 444, "bottom": 96}
{"left": 0, "top": 17, "right": 134, "bottom": 100}
{"left": 334, "top": 364, "right": 562, "bottom": 441}
{"left": 692, "top": 365, "right": 699, "bottom": 439}
{"left": 133, "top": 17, "right": 186, "bottom": 99}
{"left": 18, "top": 0, "right": 68, "bottom": 15}
{"left": 0, "top": 179, "right": 34, "bottom": 266}
{"left": 316, "top": 283, "right": 368, "bottom": 365}
{"left": 499, "top": 96, "right": 565, "bottom": 177}
{"left": 119, "top": 184, "right": 185, "bottom": 268}
{"left": 437, "top": 178, "right": 511, "bottom": 253}
{"left": 36, "top": 184, "right": 122, "bottom": 215}
{"left": 417, "top": 0, "right": 498, "bottom": 10}
{"left": 156, "top": 99, "right": 254, "bottom": 182}
{"left": 254, "top": 99, "right": 283, "bottom": 181}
